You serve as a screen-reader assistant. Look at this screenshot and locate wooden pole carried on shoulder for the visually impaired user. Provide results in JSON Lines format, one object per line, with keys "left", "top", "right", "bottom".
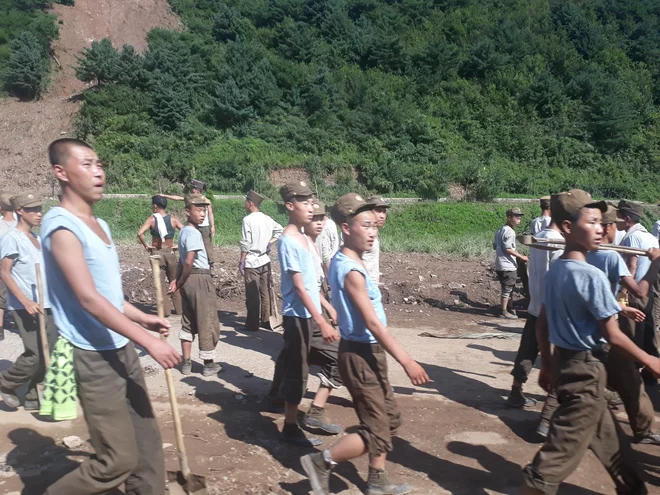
{"left": 35, "top": 263, "right": 50, "bottom": 369}
{"left": 519, "top": 235, "right": 650, "bottom": 257}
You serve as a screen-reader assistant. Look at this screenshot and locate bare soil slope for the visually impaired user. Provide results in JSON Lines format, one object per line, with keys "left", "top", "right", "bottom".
{"left": 0, "top": 0, "right": 181, "bottom": 194}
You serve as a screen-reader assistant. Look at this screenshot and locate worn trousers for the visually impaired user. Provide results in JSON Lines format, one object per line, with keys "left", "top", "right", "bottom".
{"left": 244, "top": 264, "right": 271, "bottom": 331}
{"left": 180, "top": 270, "right": 219, "bottom": 361}
{"left": 0, "top": 309, "right": 58, "bottom": 401}
{"left": 511, "top": 315, "right": 538, "bottom": 384}
{"left": 522, "top": 348, "right": 645, "bottom": 495}
{"left": 155, "top": 248, "right": 182, "bottom": 317}
{"left": 621, "top": 293, "right": 658, "bottom": 359}
{"left": 46, "top": 343, "right": 164, "bottom": 495}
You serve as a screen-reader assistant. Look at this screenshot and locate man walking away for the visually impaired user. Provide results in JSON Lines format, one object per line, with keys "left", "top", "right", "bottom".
{"left": 239, "top": 190, "right": 283, "bottom": 332}
{"left": 530, "top": 196, "right": 551, "bottom": 236}
{"left": 137, "top": 195, "right": 183, "bottom": 317}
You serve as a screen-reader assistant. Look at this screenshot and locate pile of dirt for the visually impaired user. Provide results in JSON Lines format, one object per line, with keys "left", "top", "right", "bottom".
{"left": 0, "top": 0, "right": 181, "bottom": 194}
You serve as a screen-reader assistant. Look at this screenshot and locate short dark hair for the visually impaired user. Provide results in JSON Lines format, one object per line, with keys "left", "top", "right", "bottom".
{"left": 152, "top": 195, "right": 167, "bottom": 209}
{"left": 48, "top": 138, "right": 94, "bottom": 166}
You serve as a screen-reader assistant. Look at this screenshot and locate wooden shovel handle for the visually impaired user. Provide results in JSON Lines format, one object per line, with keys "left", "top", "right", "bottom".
{"left": 35, "top": 263, "right": 50, "bottom": 369}
{"left": 148, "top": 256, "right": 191, "bottom": 479}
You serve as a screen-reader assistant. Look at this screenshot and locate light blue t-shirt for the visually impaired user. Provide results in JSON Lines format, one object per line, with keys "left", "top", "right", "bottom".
{"left": 620, "top": 227, "right": 658, "bottom": 282}
{"left": 328, "top": 252, "right": 386, "bottom": 344}
{"left": 0, "top": 229, "right": 50, "bottom": 310}
{"left": 41, "top": 207, "right": 128, "bottom": 351}
{"left": 586, "top": 250, "right": 631, "bottom": 295}
{"left": 542, "top": 259, "right": 620, "bottom": 351}
{"left": 178, "top": 225, "right": 209, "bottom": 269}
{"left": 278, "top": 234, "right": 321, "bottom": 318}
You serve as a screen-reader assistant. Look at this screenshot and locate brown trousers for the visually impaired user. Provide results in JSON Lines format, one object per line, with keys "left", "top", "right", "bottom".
{"left": 621, "top": 293, "right": 658, "bottom": 358}
{"left": 155, "top": 249, "right": 182, "bottom": 317}
{"left": 244, "top": 264, "right": 271, "bottom": 331}
{"left": 339, "top": 340, "right": 402, "bottom": 457}
{"left": 0, "top": 309, "right": 58, "bottom": 401}
{"left": 198, "top": 225, "right": 214, "bottom": 265}
{"left": 180, "top": 270, "right": 219, "bottom": 361}
{"left": 46, "top": 343, "right": 164, "bottom": 495}
{"left": 522, "top": 348, "right": 645, "bottom": 495}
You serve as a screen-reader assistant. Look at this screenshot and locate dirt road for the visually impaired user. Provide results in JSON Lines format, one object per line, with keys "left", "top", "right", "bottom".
{"left": 0, "top": 249, "right": 658, "bottom": 494}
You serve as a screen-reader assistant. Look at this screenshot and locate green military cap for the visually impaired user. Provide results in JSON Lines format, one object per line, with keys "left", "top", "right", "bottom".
{"left": 11, "top": 192, "right": 42, "bottom": 209}
{"left": 367, "top": 196, "right": 390, "bottom": 208}
{"left": 330, "top": 193, "right": 377, "bottom": 224}
{"left": 506, "top": 207, "right": 524, "bottom": 217}
{"left": 313, "top": 199, "right": 326, "bottom": 216}
{"left": 552, "top": 189, "right": 606, "bottom": 224}
{"left": 280, "top": 181, "right": 313, "bottom": 202}
{"left": 617, "top": 199, "right": 644, "bottom": 219}
{"left": 0, "top": 191, "right": 14, "bottom": 210}
{"left": 246, "top": 190, "right": 265, "bottom": 206}
{"left": 184, "top": 194, "right": 208, "bottom": 207}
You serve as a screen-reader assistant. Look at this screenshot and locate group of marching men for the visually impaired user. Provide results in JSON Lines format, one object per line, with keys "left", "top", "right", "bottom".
{"left": 493, "top": 192, "right": 660, "bottom": 494}
{"left": 2, "top": 137, "right": 660, "bottom": 494}
{"left": 0, "top": 138, "right": 425, "bottom": 495}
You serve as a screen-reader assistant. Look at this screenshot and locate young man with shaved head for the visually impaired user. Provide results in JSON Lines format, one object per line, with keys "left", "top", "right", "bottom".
{"left": 43, "top": 138, "right": 180, "bottom": 495}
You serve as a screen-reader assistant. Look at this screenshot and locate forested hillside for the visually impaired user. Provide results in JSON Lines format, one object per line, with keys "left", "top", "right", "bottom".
{"left": 73, "top": 0, "right": 660, "bottom": 200}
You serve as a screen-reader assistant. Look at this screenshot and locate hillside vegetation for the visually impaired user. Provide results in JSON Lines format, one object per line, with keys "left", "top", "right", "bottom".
{"left": 73, "top": 0, "right": 660, "bottom": 201}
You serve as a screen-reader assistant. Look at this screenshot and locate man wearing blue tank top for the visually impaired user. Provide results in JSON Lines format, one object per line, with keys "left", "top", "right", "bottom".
{"left": 301, "top": 193, "right": 429, "bottom": 495}
{"left": 42, "top": 139, "right": 181, "bottom": 495}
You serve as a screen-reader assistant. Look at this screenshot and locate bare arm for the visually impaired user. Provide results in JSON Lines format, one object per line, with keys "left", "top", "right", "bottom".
{"left": 344, "top": 270, "right": 429, "bottom": 385}
{"left": 291, "top": 271, "right": 338, "bottom": 342}
{"left": 600, "top": 316, "right": 660, "bottom": 373}
{"left": 505, "top": 248, "right": 528, "bottom": 262}
{"left": 137, "top": 216, "right": 155, "bottom": 251}
{"left": 171, "top": 215, "right": 184, "bottom": 230}
{"left": 1, "top": 257, "right": 41, "bottom": 314}
{"left": 160, "top": 194, "right": 184, "bottom": 201}
{"left": 319, "top": 290, "right": 337, "bottom": 325}
{"left": 171, "top": 250, "right": 196, "bottom": 291}
{"left": 207, "top": 202, "right": 215, "bottom": 236}
{"left": 626, "top": 255, "right": 638, "bottom": 281}
{"left": 622, "top": 253, "right": 660, "bottom": 298}
{"left": 49, "top": 229, "right": 180, "bottom": 368}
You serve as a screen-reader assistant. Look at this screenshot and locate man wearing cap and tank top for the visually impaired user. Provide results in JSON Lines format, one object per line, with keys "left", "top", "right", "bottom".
{"left": 239, "top": 190, "right": 284, "bottom": 332}
{"left": 137, "top": 195, "right": 184, "bottom": 317}
{"left": 0, "top": 193, "right": 58, "bottom": 412}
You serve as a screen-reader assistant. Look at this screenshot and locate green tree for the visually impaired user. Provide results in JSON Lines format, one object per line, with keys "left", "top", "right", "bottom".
{"left": 74, "top": 38, "right": 119, "bottom": 86}
{"left": 5, "top": 31, "right": 49, "bottom": 99}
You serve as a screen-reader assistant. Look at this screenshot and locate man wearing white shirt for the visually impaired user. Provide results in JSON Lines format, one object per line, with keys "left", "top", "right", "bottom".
{"left": 0, "top": 192, "right": 17, "bottom": 341}
{"left": 239, "top": 191, "right": 284, "bottom": 331}
{"left": 316, "top": 211, "right": 339, "bottom": 276}
{"left": 618, "top": 199, "right": 660, "bottom": 380}
{"left": 529, "top": 196, "right": 552, "bottom": 236}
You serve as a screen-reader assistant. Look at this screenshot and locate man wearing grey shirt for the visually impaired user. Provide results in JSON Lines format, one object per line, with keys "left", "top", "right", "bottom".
{"left": 362, "top": 196, "right": 390, "bottom": 285}
{"left": 0, "top": 192, "right": 17, "bottom": 341}
{"left": 494, "top": 208, "right": 527, "bottom": 319}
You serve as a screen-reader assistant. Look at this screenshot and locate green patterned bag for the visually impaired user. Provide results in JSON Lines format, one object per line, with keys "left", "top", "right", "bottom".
{"left": 39, "top": 336, "right": 77, "bottom": 420}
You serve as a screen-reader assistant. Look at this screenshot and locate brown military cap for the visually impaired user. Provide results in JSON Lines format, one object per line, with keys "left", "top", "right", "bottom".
{"left": 331, "top": 193, "right": 377, "bottom": 224}
{"left": 189, "top": 179, "right": 204, "bottom": 191}
{"left": 367, "top": 196, "right": 390, "bottom": 208}
{"left": 601, "top": 205, "right": 619, "bottom": 224}
{"left": 280, "top": 181, "right": 313, "bottom": 202}
{"left": 552, "top": 189, "right": 607, "bottom": 224}
{"left": 312, "top": 199, "right": 326, "bottom": 216}
{"left": 11, "top": 192, "right": 42, "bottom": 209}
{"left": 506, "top": 207, "right": 524, "bottom": 217}
{"left": 184, "top": 194, "right": 208, "bottom": 207}
{"left": 246, "top": 190, "right": 265, "bottom": 206}
{"left": 617, "top": 199, "right": 644, "bottom": 219}
{"left": 0, "top": 191, "right": 14, "bottom": 210}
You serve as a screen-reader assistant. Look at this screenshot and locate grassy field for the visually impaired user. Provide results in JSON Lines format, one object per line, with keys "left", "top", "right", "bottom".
{"left": 77, "top": 198, "right": 660, "bottom": 260}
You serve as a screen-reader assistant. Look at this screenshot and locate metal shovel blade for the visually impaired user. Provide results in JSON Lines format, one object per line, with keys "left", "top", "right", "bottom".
{"left": 269, "top": 313, "right": 283, "bottom": 332}
{"left": 166, "top": 470, "right": 207, "bottom": 495}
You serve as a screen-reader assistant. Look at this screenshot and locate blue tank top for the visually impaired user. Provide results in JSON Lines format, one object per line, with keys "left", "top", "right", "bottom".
{"left": 41, "top": 207, "right": 129, "bottom": 351}
{"left": 328, "top": 251, "right": 386, "bottom": 343}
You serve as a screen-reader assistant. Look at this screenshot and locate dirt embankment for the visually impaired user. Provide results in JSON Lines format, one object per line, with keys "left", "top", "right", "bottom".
{"left": 0, "top": 0, "right": 181, "bottom": 194}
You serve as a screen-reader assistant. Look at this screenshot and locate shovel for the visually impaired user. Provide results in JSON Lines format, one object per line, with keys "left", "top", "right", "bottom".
{"left": 35, "top": 264, "right": 50, "bottom": 369}
{"left": 149, "top": 255, "right": 207, "bottom": 495}
{"left": 267, "top": 263, "right": 283, "bottom": 332}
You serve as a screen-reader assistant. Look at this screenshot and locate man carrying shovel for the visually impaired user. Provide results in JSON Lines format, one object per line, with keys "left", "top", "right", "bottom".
{"left": 0, "top": 193, "right": 58, "bottom": 412}
{"left": 239, "top": 190, "right": 283, "bottom": 331}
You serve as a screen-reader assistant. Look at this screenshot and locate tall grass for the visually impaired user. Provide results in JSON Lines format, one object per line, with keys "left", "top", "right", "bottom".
{"left": 43, "top": 198, "right": 660, "bottom": 260}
